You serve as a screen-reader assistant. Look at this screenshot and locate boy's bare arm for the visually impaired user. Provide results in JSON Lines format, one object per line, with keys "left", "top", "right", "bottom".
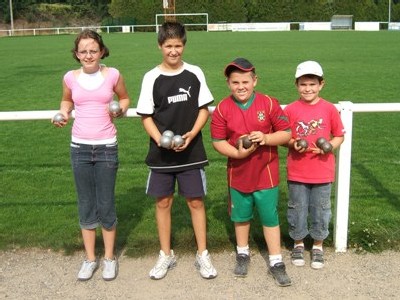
{"left": 249, "top": 130, "right": 292, "bottom": 146}
{"left": 181, "top": 107, "right": 209, "bottom": 145}
{"left": 141, "top": 116, "right": 162, "bottom": 147}
{"left": 330, "top": 136, "right": 345, "bottom": 150}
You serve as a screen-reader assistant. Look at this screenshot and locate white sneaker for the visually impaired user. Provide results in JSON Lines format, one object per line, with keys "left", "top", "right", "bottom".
{"left": 149, "top": 250, "right": 177, "bottom": 280}
{"left": 77, "top": 259, "right": 98, "bottom": 281}
{"left": 311, "top": 249, "right": 325, "bottom": 269}
{"left": 195, "top": 250, "right": 217, "bottom": 279}
{"left": 102, "top": 257, "right": 118, "bottom": 281}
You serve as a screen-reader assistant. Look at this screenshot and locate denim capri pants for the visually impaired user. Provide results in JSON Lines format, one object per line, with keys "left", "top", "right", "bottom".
{"left": 70, "top": 142, "right": 119, "bottom": 230}
{"left": 287, "top": 181, "right": 332, "bottom": 241}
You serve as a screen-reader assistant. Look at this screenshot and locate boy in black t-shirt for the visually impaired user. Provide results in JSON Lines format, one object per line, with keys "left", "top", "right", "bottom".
{"left": 136, "top": 21, "right": 217, "bottom": 280}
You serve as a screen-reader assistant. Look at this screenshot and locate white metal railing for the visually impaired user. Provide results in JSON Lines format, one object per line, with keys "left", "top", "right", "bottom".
{"left": 333, "top": 102, "right": 400, "bottom": 251}
{"left": 2, "top": 21, "right": 399, "bottom": 36}
{"left": 0, "top": 25, "right": 155, "bottom": 36}
{"left": 1, "top": 102, "right": 400, "bottom": 252}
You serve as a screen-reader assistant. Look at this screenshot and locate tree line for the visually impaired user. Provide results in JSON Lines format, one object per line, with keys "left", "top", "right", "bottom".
{"left": 2, "top": 0, "right": 399, "bottom": 28}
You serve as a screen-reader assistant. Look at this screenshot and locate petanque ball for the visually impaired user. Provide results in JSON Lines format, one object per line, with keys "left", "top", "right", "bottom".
{"left": 296, "top": 139, "right": 308, "bottom": 149}
{"left": 160, "top": 135, "right": 172, "bottom": 149}
{"left": 172, "top": 135, "right": 185, "bottom": 147}
{"left": 321, "top": 142, "right": 333, "bottom": 153}
{"left": 236, "top": 135, "right": 253, "bottom": 149}
{"left": 162, "top": 130, "right": 174, "bottom": 139}
{"left": 316, "top": 137, "right": 328, "bottom": 148}
{"left": 53, "top": 113, "right": 64, "bottom": 123}
{"left": 109, "top": 101, "right": 121, "bottom": 113}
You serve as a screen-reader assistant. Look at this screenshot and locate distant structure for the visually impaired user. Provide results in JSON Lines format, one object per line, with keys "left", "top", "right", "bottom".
{"left": 163, "top": 0, "right": 176, "bottom": 22}
{"left": 331, "top": 15, "right": 353, "bottom": 30}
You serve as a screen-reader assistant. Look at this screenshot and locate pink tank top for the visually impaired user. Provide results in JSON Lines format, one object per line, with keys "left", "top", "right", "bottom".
{"left": 64, "top": 67, "right": 120, "bottom": 141}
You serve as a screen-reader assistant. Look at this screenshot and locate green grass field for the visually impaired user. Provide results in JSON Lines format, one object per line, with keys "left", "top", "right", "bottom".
{"left": 0, "top": 31, "right": 399, "bottom": 256}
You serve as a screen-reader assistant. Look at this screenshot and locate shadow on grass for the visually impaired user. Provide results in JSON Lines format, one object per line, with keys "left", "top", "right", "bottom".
{"left": 209, "top": 194, "right": 236, "bottom": 254}
{"left": 114, "top": 185, "right": 154, "bottom": 258}
{"left": 352, "top": 162, "right": 400, "bottom": 210}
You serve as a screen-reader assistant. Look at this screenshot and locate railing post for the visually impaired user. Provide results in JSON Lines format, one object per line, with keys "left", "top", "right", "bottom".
{"left": 334, "top": 101, "right": 354, "bottom": 252}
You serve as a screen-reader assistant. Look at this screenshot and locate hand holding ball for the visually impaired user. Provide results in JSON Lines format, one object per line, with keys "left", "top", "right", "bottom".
{"left": 296, "top": 139, "right": 308, "bottom": 150}
{"left": 316, "top": 137, "right": 332, "bottom": 153}
{"left": 160, "top": 135, "right": 173, "bottom": 149}
{"left": 320, "top": 141, "right": 333, "bottom": 153}
{"left": 53, "top": 113, "right": 64, "bottom": 123}
{"left": 172, "top": 135, "right": 185, "bottom": 147}
{"left": 109, "top": 101, "right": 121, "bottom": 113}
{"left": 160, "top": 131, "right": 185, "bottom": 149}
{"left": 316, "top": 137, "right": 327, "bottom": 148}
{"left": 236, "top": 135, "right": 253, "bottom": 149}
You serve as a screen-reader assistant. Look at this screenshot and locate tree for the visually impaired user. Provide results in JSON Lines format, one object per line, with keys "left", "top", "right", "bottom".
{"left": 109, "top": 0, "right": 162, "bottom": 24}
{"left": 1, "top": 0, "right": 399, "bottom": 28}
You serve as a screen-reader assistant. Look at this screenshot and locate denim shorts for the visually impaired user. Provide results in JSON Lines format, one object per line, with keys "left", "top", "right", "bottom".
{"left": 70, "top": 142, "right": 119, "bottom": 230}
{"left": 287, "top": 181, "right": 332, "bottom": 241}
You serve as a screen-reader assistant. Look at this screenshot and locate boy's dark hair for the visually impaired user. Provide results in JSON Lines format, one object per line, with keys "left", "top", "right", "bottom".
{"left": 158, "top": 22, "right": 187, "bottom": 46}
{"left": 71, "top": 29, "right": 110, "bottom": 62}
{"left": 295, "top": 74, "right": 324, "bottom": 84}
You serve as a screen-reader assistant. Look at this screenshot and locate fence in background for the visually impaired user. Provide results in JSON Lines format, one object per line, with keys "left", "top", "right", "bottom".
{"left": 1, "top": 102, "right": 400, "bottom": 252}
{"left": 1, "top": 21, "right": 400, "bottom": 37}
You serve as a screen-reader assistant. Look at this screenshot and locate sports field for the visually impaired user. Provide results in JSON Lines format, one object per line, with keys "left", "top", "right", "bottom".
{"left": 0, "top": 31, "right": 399, "bottom": 255}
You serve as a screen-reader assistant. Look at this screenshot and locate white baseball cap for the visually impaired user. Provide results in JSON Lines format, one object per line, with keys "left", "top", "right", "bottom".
{"left": 295, "top": 60, "right": 323, "bottom": 79}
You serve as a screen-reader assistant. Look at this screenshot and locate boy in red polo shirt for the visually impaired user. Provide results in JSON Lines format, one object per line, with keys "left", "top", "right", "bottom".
{"left": 210, "top": 58, "right": 292, "bottom": 286}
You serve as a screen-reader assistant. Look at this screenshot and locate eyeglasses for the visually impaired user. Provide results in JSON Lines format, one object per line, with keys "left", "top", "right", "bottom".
{"left": 76, "top": 50, "right": 100, "bottom": 57}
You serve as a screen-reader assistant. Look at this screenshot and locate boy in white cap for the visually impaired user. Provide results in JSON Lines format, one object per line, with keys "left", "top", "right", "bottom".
{"left": 211, "top": 57, "right": 292, "bottom": 286}
{"left": 284, "top": 61, "right": 345, "bottom": 269}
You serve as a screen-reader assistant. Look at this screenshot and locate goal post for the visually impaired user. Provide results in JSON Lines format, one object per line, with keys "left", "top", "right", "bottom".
{"left": 155, "top": 13, "right": 209, "bottom": 32}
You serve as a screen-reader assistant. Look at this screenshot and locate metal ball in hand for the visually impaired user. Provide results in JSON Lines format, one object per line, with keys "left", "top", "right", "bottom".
{"left": 53, "top": 113, "right": 64, "bottom": 123}
{"left": 236, "top": 135, "right": 253, "bottom": 149}
{"left": 296, "top": 139, "right": 308, "bottom": 149}
{"left": 320, "top": 142, "right": 333, "bottom": 153}
{"left": 109, "top": 101, "right": 121, "bottom": 113}
{"left": 160, "top": 135, "right": 172, "bottom": 149}
{"left": 316, "top": 137, "right": 328, "bottom": 148}
{"left": 172, "top": 135, "right": 185, "bottom": 147}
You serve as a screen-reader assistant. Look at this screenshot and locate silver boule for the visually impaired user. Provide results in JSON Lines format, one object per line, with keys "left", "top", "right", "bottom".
{"left": 109, "top": 101, "right": 121, "bottom": 113}
{"left": 53, "top": 113, "right": 64, "bottom": 123}
{"left": 160, "top": 135, "right": 172, "bottom": 149}
{"left": 162, "top": 130, "right": 174, "bottom": 138}
{"left": 172, "top": 135, "right": 185, "bottom": 147}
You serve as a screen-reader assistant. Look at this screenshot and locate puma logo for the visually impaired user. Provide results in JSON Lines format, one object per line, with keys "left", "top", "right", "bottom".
{"left": 179, "top": 86, "right": 191, "bottom": 98}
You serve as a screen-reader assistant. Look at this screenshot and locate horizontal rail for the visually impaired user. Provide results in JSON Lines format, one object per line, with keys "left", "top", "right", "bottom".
{"left": 1, "top": 103, "right": 399, "bottom": 121}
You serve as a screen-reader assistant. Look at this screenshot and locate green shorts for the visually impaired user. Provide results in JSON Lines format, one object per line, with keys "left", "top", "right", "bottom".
{"left": 229, "top": 187, "right": 280, "bottom": 227}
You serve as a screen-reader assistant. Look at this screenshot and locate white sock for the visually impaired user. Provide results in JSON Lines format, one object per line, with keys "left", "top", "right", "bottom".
{"left": 236, "top": 245, "right": 250, "bottom": 256}
{"left": 294, "top": 243, "right": 305, "bottom": 249}
{"left": 312, "top": 245, "right": 323, "bottom": 251}
{"left": 198, "top": 249, "right": 208, "bottom": 256}
{"left": 269, "top": 254, "right": 282, "bottom": 267}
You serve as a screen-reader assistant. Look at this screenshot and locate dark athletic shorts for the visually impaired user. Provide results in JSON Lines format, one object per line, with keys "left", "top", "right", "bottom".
{"left": 146, "top": 168, "right": 206, "bottom": 198}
